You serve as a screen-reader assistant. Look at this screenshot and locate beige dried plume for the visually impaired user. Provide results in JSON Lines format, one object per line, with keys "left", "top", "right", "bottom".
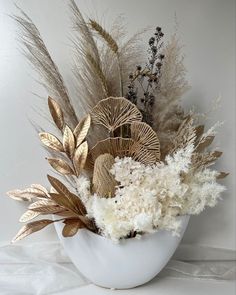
{"left": 92, "top": 153, "right": 117, "bottom": 198}
{"left": 13, "top": 6, "right": 78, "bottom": 128}
{"left": 152, "top": 35, "right": 190, "bottom": 158}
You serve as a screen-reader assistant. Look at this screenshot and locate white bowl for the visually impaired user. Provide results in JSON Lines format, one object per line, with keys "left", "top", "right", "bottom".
{"left": 54, "top": 215, "right": 189, "bottom": 289}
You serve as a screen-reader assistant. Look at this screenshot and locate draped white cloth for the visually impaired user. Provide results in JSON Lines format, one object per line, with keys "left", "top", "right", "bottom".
{"left": 0, "top": 242, "right": 235, "bottom": 295}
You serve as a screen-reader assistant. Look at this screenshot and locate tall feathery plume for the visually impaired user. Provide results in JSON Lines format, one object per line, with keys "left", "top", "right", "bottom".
{"left": 13, "top": 6, "right": 78, "bottom": 128}
{"left": 152, "top": 35, "right": 190, "bottom": 157}
{"left": 69, "top": 0, "right": 110, "bottom": 116}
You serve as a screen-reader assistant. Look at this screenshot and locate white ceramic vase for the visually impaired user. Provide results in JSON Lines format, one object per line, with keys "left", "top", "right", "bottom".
{"left": 54, "top": 215, "right": 189, "bottom": 289}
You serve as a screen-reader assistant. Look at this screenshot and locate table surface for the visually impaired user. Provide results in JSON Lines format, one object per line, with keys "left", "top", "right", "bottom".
{"left": 55, "top": 277, "right": 235, "bottom": 295}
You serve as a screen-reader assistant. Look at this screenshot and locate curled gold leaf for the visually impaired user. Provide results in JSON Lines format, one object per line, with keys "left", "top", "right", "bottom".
{"left": 63, "top": 125, "right": 75, "bottom": 158}
{"left": 12, "top": 219, "right": 54, "bottom": 243}
{"left": 91, "top": 97, "right": 142, "bottom": 132}
{"left": 73, "top": 141, "right": 88, "bottom": 176}
{"left": 48, "top": 96, "right": 64, "bottom": 130}
{"left": 62, "top": 218, "right": 85, "bottom": 237}
{"left": 74, "top": 114, "right": 91, "bottom": 147}
{"left": 47, "top": 175, "right": 86, "bottom": 215}
{"left": 39, "top": 132, "right": 64, "bottom": 152}
{"left": 47, "top": 158, "right": 75, "bottom": 175}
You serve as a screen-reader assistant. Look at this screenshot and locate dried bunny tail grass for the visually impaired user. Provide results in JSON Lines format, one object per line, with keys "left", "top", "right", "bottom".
{"left": 13, "top": 6, "right": 78, "bottom": 128}
{"left": 69, "top": 0, "right": 109, "bottom": 116}
{"left": 153, "top": 35, "right": 190, "bottom": 131}
{"left": 89, "top": 19, "right": 118, "bottom": 53}
{"left": 86, "top": 53, "right": 109, "bottom": 97}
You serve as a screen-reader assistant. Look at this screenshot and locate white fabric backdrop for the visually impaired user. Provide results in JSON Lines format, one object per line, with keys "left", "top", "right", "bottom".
{"left": 0, "top": 0, "right": 235, "bottom": 258}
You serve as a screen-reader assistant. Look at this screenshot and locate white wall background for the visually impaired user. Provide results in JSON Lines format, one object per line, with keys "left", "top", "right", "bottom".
{"left": 0, "top": 0, "right": 235, "bottom": 255}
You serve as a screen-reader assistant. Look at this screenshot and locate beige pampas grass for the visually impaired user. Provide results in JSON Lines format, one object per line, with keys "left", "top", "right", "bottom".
{"left": 152, "top": 35, "right": 190, "bottom": 158}
{"left": 13, "top": 6, "right": 78, "bottom": 128}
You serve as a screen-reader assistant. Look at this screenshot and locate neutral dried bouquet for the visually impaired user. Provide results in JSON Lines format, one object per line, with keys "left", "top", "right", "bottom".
{"left": 7, "top": 1, "right": 227, "bottom": 243}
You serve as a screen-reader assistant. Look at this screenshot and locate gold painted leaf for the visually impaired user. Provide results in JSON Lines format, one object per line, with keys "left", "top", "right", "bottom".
{"left": 47, "top": 158, "right": 75, "bottom": 175}
{"left": 91, "top": 97, "right": 142, "bottom": 132}
{"left": 19, "top": 210, "right": 41, "bottom": 223}
{"left": 39, "top": 132, "right": 64, "bottom": 152}
{"left": 74, "top": 114, "right": 91, "bottom": 147}
{"left": 62, "top": 218, "right": 85, "bottom": 237}
{"left": 49, "top": 193, "right": 77, "bottom": 213}
{"left": 7, "top": 189, "right": 32, "bottom": 201}
{"left": 48, "top": 96, "right": 64, "bottom": 130}
{"left": 6, "top": 187, "right": 45, "bottom": 202}
{"left": 47, "top": 175, "right": 86, "bottom": 215}
{"left": 130, "top": 122, "right": 160, "bottom": 161}
{"left": 73, "top": 141, "right": 88, "bottom": 176}
{"left": 12, "top": 219, "right": 54, "bottom": 243}
{"left": 29, "top": 200, "right": 55, "bottom": 210}
{"left": 93, "top": 153, "right": 117, "bottom": 197}
{"left": 63, "top": 125, "right": 75, "bottom": 158}
{"left": 30, "top": 184, "right": 49, "bottom": 196}
{"left": 31, "top": 205, "right": 63, "bottom": 214}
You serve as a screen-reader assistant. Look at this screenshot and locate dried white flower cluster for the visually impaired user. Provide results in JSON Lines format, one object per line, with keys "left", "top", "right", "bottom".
{"left": 76, "top": 144, "right": 225, "bottom": 241}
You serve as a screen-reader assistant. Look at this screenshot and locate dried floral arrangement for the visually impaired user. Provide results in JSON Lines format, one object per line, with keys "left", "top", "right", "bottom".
{"left": 7, "top": 1, "right": 228, "bottom": 242}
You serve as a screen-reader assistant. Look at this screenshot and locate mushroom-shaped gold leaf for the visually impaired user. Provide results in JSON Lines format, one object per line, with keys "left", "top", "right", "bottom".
{"left": 91, "top": 97, "right": 142, "bottom": 132}
{"left": 130, "top": 121, "right": 160, "bottom": 161}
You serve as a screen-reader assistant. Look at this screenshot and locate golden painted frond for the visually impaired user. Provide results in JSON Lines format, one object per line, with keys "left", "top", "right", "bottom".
{"left": 73, "top": 141, "right": 88, "bottom": 176}
{"left": 92, "top": 153, "right": 117, "bottom": 198}
{"left": 12, "top": 219, "right": 54, "bottom": 243}
{"left": 74, "top": 114, "right": 91, "bottom": 147}
{"left": 47, "top": 158, "right": 75, "bottom": 175}
{"left": 47, "top": 175, "right": 86, "bottom": 215}
{"left": 91, "top": 97, "right": 142, "bottom": 132}
{"left": 19, "top": 210, "right": 41, "bottom": 223}
{"left": 48, "top": 97, "right": 64, "bottom": 131}
{"left": 63, "top": 125, "right": 75, "bottom": 158}
{"left": 7, "top": 186, "right": 47, "bottom": 202}
{"left": 130, "top": 121, "right": 161, "bottom": 161}
{"left": 39, "top": 132, "right": 64, "bottom": 152}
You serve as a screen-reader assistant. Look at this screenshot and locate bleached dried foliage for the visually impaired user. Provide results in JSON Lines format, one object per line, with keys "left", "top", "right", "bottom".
{"left": 13, "top": 7, "right": 78, "bottom": 128}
